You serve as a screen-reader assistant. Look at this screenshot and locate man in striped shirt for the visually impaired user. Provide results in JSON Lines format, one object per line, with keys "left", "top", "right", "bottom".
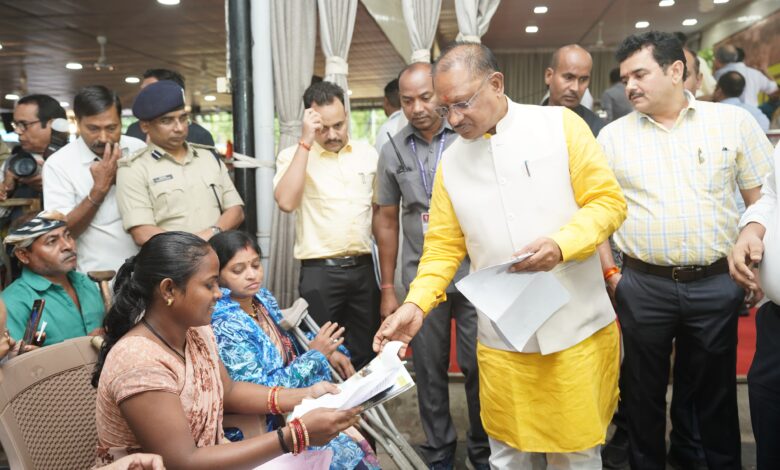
{"left": 598, "top": 31, "right": 774, "bottom": 470}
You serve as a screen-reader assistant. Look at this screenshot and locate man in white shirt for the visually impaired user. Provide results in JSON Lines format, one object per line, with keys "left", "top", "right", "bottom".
{"left": 43, "top": 86, "right": 145, "bottom": 273}
{"left": 374, "top": 78, "right": 408, "bottom": 153}
{"left": 729, "top": 141, "right": 780, "bottom": 470}
{"left": 715, "top": 71, "right": 771, "bottom": 132}
{"left": 714, "top": 45, "right": 779, "bottom": 107}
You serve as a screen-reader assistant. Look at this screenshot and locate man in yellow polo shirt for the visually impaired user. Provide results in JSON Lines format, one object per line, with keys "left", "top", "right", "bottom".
{"left": 274, "top": 81, "right": 379, "bottom": 369}
{"left": 373, "top": 43, "right": 627, "bottom": 468}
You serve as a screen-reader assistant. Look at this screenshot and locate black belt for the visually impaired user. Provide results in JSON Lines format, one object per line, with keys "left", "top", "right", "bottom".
{"left": 301, "top": 254, "right": 372, "bottom": 268}
{"left": 622, "top": 255, "right": 729, "bottom": 283}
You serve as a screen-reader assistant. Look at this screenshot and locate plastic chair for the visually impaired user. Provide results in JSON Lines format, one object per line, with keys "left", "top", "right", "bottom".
{"left": 0, "top": 336, "right": 100, "bottom": 470}
{"left": 278, "top": 298, "right": 427, "bottom": 470}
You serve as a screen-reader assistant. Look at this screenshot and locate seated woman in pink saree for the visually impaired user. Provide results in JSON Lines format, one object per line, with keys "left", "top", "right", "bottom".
{"left": 92, "top": 232, "right": 361, "bottom": 469}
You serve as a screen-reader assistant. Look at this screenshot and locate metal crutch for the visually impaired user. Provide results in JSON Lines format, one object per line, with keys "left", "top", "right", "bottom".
{"left": 280, "top": 299, "right": 427, "bottom": 470}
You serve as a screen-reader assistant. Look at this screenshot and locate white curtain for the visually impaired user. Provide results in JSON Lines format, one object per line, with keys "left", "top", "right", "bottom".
{"left": 317, "top": 0, "right": 358, "bottom": 111}
{"left": 267, "top": 0, "right": 316, "bottom": 307}
{"left": 401, "top": 0, "right": 442, "bottom": 63}
{"left": 454, "top": 0, "right": 500, "bottom": 43}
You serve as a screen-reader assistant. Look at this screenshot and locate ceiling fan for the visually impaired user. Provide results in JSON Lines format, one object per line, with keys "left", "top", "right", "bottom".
{"left": 93, "top": 35, "right": 114, "bottom": 71}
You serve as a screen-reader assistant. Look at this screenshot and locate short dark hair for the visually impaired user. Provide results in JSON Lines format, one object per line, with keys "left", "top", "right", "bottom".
{"left": 16, "top": 94, "right": 66, "bottom": 128}
{"left": 73, "top": 85, "right": 122, "bottom": 120}
{"left": 143, "top": 68, "right": 186, "bottom": 89}
{"left": 209, "top": 230, "right": 262, "bottom": 271}
{"left": 303, "top": 81, "right": 345, "bottom": 108}
{"left": 684, "top": 47, "right": 701, "bottom": 76}
{"left": 673, "top": 32, "right": 688, "bottom": 46}
{"left": 717, "top": 71, "right": 746, "bottom": 98}
{"left": 609, "top": 67, "right": 621, "bottom": 84}
{"left": 434, "top": 42, "right": 500, "bottom": 78}
{"left": 615, "top": 31, "right": 687, "bottom": 81}
{"left": 736, "top": 47, "right": 746, "bottom": 63}
{"left": 384, "top": 79, "right": 400, "bottom": 108}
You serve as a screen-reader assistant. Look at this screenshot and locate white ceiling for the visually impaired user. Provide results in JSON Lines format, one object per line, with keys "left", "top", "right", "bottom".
{"left": 0, "top": 0, "right": 767, "bottom": 113}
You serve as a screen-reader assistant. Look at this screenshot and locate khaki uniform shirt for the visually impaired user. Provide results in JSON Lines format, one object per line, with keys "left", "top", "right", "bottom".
{"left": 116, "top": 142, "right": 243, "bottom": 232}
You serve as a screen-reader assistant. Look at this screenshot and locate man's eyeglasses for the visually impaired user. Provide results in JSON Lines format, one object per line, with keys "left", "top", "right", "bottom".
{"left": 435, "top": 73, "right": 495, "bottom": 118}
{"left": 11, "top": 120, "right": 41, "bottom": 132}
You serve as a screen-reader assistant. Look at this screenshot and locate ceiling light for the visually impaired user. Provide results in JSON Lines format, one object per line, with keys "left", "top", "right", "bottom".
{"left": 682, "top": 18, "right": 698, "bottom": 26}
{"left": 125, "top": 76, "right": 140, "bottom": 84}
{"left": 59, "top": 101, "right": 69, "bottom": 107}
{"left": 157, "top": 0, "right": 180, "bottom": 4}
{"left": 737, "top": 15, "right": 762, "bottom": 22}
{"left": 533, "top": 6, "right": 548, "bottom": 14}
{"left": 65, "top": 62, "right": 83, "bottom": 70}
{"left": 4, "top": 93, "right": 19, "bottom": 101}
{"left": 635, "top": 21, "right": 650, "bottom": 29}
{"left": 713, "top": 0, "right": 729, "bottom": 3}
{"left": 659, "top": 0, "right": 675, "bottom": 6}
{"left": 525, "top": 25, "right": 539, "bottom": 33}
{"left": 203, "top": 95, "right": 217, "bottom": 102}
{"left": 0, "top": 43, "right": 3, "bottom": 50}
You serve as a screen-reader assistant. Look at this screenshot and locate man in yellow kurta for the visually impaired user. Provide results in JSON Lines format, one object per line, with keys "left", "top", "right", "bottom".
{"left": 373, "top": 43, "right": 627, "bottom": 468}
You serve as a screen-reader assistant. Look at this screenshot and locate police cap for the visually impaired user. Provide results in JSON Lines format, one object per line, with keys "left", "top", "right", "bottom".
{"left": 132, "top": 80, "right": 186, "bottom": 121}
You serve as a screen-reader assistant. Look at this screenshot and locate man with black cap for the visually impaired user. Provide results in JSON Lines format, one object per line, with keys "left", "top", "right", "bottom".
{"left": 116, "top": 80, "right": 244, "bottom": 246}
{"left": 1, "top": 211, "right": 105, "bottom": 347}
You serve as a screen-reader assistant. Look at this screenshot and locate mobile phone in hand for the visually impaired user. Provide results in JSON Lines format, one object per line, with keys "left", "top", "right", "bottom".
{"left": 18, "top": 299, "right": 45, "bottom": 354}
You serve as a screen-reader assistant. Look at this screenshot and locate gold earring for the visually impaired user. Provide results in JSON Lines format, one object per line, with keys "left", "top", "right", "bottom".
{"left": 166, "top": 298, "right": 173, "bottom": 307}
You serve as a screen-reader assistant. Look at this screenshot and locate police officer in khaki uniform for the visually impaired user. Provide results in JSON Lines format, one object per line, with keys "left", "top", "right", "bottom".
{"left": 116, "top": 80, "right": 244, "bottom": 246}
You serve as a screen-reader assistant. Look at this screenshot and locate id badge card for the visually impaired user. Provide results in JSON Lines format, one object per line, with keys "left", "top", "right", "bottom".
{"left": 421, "top": 212, "right": 430, "bottom": 234}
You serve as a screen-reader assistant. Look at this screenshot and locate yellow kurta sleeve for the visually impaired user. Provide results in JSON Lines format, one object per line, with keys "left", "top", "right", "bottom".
{"left": 549, "top": 109, "right": 627, "bottom": 261}
{"left": 404, "top": 164, "right": 467, "bottom": 314}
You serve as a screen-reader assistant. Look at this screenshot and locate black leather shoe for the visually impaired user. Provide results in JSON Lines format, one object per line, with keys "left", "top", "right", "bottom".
{"left": 602, "top": 428, "right": 630, "bottom": 469}
{"left": 667, "top": 448, "right": 708, "bottom": 470}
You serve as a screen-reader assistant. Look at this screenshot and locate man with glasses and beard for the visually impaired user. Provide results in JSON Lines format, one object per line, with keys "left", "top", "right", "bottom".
{"left": 373, "top": 42, "right": 627, "bottom": 469}
{"left": 116, "top": 80, "right": 244, "bottom": 247}
{"left": 373, "top": 62, "right": 490, "bottom": 470}
{"left": 43, "top": 86, "right": 146, "bottom": 273}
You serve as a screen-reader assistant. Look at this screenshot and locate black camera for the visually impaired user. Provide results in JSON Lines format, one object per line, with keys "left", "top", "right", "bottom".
{"left": 42, "top": 118, "right": 70, "bottom": 161}
{"left": 7, "top": 146, "right": 39, "bottom": 178}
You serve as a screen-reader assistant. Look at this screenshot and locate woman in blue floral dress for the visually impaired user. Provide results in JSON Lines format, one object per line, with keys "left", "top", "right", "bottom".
{"left": 210, "top": 231, "right": 379, "bottom": 470}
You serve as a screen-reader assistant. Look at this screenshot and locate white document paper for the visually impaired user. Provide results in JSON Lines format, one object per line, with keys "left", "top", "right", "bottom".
{"left": 455, "top": 258, "right": 570, "bottom": 350}
{"left": 291, "top": 341, "right": 414, "bottom": 418}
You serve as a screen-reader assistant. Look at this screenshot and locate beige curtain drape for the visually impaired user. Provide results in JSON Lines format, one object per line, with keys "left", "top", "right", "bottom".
{"left": 317, "top": 0, "right": 358, "bottom": 112}
{"left": 454, "top": 0, "right": 500, "bottom": 43}
{"left": 267, "top": 0, "right": 316, "bottom": 307}
{"left": 401, "top": 0, "right": 442, "bottom": 63}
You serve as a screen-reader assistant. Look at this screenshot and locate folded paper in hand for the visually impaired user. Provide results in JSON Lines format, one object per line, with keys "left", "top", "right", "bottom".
{"left": 455, "top": 257, "right": 570, "bottom": 351}
{"left": 291, "top": 341, "right": 414, "bottom": 418}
